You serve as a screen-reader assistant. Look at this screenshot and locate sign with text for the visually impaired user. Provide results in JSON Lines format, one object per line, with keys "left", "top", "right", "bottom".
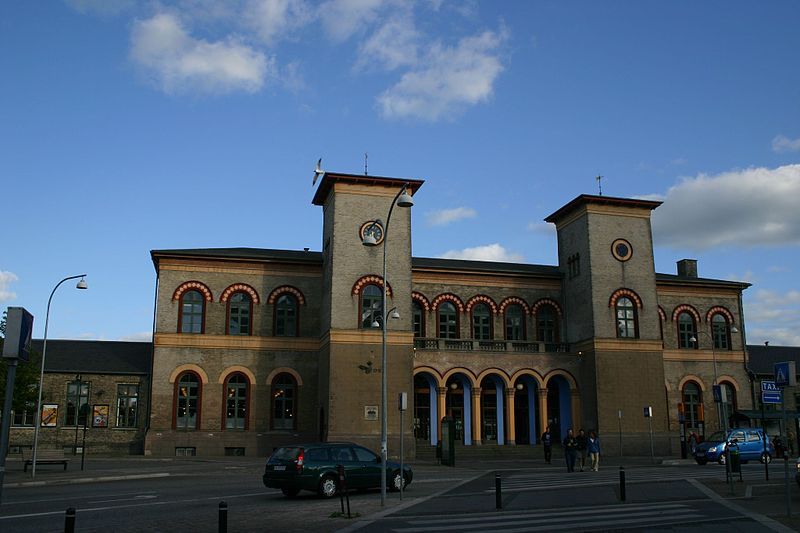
{"left": 762, "top": 380, "right": 779, "bottom": 392}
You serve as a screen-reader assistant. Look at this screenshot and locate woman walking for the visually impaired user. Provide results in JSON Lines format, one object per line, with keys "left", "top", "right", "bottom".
{"left": 587, "top": 430, "right": 601, "bottom": 471}
{"left": 563, "top": 429, "right": 578, "bottom": 472}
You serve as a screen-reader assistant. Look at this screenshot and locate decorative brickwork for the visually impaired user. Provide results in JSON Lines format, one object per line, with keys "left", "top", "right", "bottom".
{"left": 431, "top": 293, "right": 465, "bottom": 312}
{"left": 608, "top": 288, "right": 642, "bottom": 309}
{"left": 499, "top": 296, "right": 530, "bottom": 314}
{"left": 672, "top": 304, "right": 700, "bottom": 323}
{"left": 532, "top": 298, "right": 563, "bottom": 316}
{"left": 705, "top": 305, "right": 734, "bottom": 324}
{"left": 351, "top": 275, "right": 393, "bottom": 297}
{"left": 267, "top": 285, "right": 306, "bottom": 305}
{"left": 172, "top": 281, "right": 213, "bottom": 302}
{"left": 465, "top": 294, "right": 498, "bottom": 313}
{"left": 412, "top": 291, "right": 430, "bottom": 311}
{"left": 220, "top": 283, "right": 260, "bottom": 304}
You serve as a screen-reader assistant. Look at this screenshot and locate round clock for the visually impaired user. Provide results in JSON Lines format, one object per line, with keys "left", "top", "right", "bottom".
{"left": 360, "top": 220, "right": 385, "bottom": 245}
{"left": 611, "top": 239, "right": 633, "bottom": 262}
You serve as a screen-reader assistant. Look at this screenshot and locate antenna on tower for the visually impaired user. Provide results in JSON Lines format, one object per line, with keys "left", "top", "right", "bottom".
{"left": 364, "top": 152, "right": 368, "bottom": 175}
{"left": 596, "top": 175, "right": 603, "bottom": 196}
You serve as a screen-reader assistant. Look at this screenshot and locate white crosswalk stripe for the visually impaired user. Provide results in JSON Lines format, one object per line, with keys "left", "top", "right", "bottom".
{"left": 487, "top": 466, "right": 725, "bottom": 493}
{"left": 388, "top": 502, "right": 734, "bottom": 532}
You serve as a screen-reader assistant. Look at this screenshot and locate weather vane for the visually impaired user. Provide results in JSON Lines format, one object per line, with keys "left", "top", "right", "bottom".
{"left": 596, "top": 175, "right": 603, "bottom": 196}
{"left": 364, "top": 152, "right": 368, "bottom": 176}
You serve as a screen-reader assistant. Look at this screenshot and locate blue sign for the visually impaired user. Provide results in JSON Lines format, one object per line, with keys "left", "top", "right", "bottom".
{"left": 712, "top": 385, "right": 722, "bottom": 403}
{"left": 762, "top": 391, "right": 782, "bottom": 404}
{"left": 762, "top": 380, "right": 779, "bottom": 392}
{"left": 774, "top": 361, "right": 796, "bottom": 387}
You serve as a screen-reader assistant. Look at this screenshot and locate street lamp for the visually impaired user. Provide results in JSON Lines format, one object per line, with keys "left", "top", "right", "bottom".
{"left": 362, "top": 184, "right": 413, "bottom": 506}
{"left": 31, "top": 274, "right": 88, "bottom": 478}
{"left": 690, "top": 324, "right": 739, "bottom": 434}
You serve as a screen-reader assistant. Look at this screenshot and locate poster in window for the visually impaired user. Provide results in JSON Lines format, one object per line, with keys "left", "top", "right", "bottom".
{"left": 41, "top": 404, "right": 58, "bottom": 427}
{"left": 364, "top": 405, "right": 378, "bottom": 421}
{"left": 92, "top": 404, "right": 109, "bottom": 428}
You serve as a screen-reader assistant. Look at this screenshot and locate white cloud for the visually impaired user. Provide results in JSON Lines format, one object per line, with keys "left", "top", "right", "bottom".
{"left": 318, "top": 0, "right": 387, "bottom": 42}
{"left": 747, "top": 328, "right": 800, "bottom": 346}
{"left": 130, "top": 13, "right": 272, "bottom": 95}
{"left": 244, "top": 0, "right": 314, "bottom": 44}
{"left": 744, "top": 289, "right": 800, "bottom": 345}
{"left": 440, "top": 243, "right": 523, "bottom": 262}
{"left": 377, "top": 28, "right": 507, "bottom": 121}
{"left": 426, "top": 207, "right": 476, "bottom": 226}
{"left": 527, "top": 221, "right": 556, "bottom": 235}
{"left": 355, "top": 11, "right": 419, "bottom": 71}
{"left": 651, "top": 164, "right": 800, "bottom": 250}
{"left": 772, "top": 135, "right": 800, "bottom": 153}
{"left": 119, "top": 331, "right": 154, "bottom": 342}
{"left": 0, "top": 271, "right": 18, "bottom": 302}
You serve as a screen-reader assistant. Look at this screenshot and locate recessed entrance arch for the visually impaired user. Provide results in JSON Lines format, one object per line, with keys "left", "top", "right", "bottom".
{"left": 413, "top": 371, "right": 439, "bottom": 446}
{"left": 546, "top": 374, "right": 574, "bottom": 442}
{"left": 480, "top": 375, "right": 507, "bottom": 445}
{"left": 512, "top": 375, "right": 540, "bottom": 445}
{"left": 445, "top": 372, "right": 473, "bottom": 445}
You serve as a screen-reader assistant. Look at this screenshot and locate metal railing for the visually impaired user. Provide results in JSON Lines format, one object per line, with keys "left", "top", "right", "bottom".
{"left": 414, "top": 338, "right": 570, "bottom": 353}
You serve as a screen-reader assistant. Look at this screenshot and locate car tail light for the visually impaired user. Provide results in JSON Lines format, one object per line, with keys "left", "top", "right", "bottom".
{"left": 295, "top": 449, "right": 304, "bottom": 472}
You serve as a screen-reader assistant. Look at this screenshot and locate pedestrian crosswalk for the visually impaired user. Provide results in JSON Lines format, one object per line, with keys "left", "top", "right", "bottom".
{"left": 487, "top": 466, "right": 725, "bottom": 493}
{"left": 384, "top": 502, "right": 736, "bottom": 532}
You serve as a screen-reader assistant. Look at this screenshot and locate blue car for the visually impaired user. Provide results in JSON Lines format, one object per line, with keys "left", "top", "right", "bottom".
{"left": 694, "top": 428, "right": 773, "bottom": 465}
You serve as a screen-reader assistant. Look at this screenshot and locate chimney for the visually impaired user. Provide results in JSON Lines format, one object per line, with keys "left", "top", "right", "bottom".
{"left": 677, "top": 259, "right": 698, "bottom": 278}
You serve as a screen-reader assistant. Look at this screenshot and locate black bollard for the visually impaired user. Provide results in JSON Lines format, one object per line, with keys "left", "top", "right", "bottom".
{"left": 495, "top": 472, "right": 502, "bottom": 510}
{"left": 218, "top": 501, "right": 228, "bottom": 533}
{"left": 64, "top": 507, "right": 76, "bottom": 533}
{"left": 619, "top": 467, "right": 626, "bottom": 502}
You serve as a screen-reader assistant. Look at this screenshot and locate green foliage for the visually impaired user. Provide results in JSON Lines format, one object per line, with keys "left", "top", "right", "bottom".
{"left": 0, "top": 311, "right": 42, "bottom": 413}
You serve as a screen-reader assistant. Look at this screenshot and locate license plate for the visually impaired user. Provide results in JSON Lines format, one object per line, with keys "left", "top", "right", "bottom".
{"left": 696, "top": 452, "right": 705, "bottom": 457}
{"left": 273, "top": 465, "right": 286, "bottom": 471}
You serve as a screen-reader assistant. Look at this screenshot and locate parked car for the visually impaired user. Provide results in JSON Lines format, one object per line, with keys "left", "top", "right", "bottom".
{"left": 263, "top": 442, "right": 413, "bottom": 498}
{"left": 796, "top": 456, "right": 800, "bottom": 488}
{"left": 693, "top": 428, "right": 773, "bottom": 465}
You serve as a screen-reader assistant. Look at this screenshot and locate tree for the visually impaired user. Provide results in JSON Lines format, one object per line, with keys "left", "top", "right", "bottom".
{"left": 0, "top": 310, "right": 42, "bottom": 417}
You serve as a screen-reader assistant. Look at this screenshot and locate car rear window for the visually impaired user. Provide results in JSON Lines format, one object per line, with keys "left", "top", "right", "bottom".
{"left": 271, "top": 447, "right": 301, "bottom": 461}
{"left": 305, "top": 447, "right": 329, "bottom": 461}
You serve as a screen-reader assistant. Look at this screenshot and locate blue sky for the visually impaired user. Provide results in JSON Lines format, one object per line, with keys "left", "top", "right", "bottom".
{"left": 1, "top": 0, "right": 799, "bottom": 345}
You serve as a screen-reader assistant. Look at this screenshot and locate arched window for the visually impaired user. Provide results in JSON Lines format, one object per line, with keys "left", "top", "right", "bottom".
{"left": 412, "top": 301, "right": 425, "bottom": 338}
{"left": 505, "top": 304, "right": 525, "bottom": 341}
{"left": 721, "top": 382, "right": 736, "bottom": 426}
{"left": 180, "top": 290, "right": 205, "bottom": 333}
{"left": 537, "top": 305, "right": 559, "bottom": 343}
{"left": 361, "top": 284, "right": 383, "bottom": 329}
{"left": 712, "top": 314, "right": 730, "bottom": 350}
{"left": 682, "top": 382, "right": 703, "bottom": 431}
{"left": 615, "top": 297, "right": 637, "bottom": 339}
{"left": 227, "top": 292, "right": 251, "bottom": 335}
{"left": 678, "top": 312, "right": 697, "bottom": 349}
{"left": 472, "top": 303, "right": 492, "bottom": 340}
{"left": 272, "top": 374, "right": 296, "bottom": 430}
{"left": 224, "top": 374, "right": 248, "bottom": 430}
{"left": 438, "top": 301, "right": 459, "bottom": 339}
{"left": 175, "top": 372, "right": 201, "bottom": 430}
{"left": 275, "top": 294, "right": 298, "bottom": 337}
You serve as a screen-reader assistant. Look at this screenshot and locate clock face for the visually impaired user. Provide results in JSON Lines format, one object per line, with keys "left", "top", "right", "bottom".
{"left": 360, "top": 220, "right": 385, "bottom": 245}
{"left": 611, "top": 238, "right": 633, "bottom": 262}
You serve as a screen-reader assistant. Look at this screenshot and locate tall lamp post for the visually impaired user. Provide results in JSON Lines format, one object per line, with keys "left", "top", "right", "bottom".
{"left": 362, "top": 184, "right": 413, "bottom": 506}
{"left": 690, "top": 324, "right": 738, "bottom": 434}
{"left": 31, "top": 274, "right": 88, "bottom": 478}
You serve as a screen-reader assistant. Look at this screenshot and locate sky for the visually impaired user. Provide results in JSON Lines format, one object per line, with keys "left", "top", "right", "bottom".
{"left": 1, "top": 0, "right": 799, "bottom": 346}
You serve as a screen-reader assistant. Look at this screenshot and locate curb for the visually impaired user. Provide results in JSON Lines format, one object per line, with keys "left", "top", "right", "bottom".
{"left": 4, "top": 472, "right": 171, "bottom": 488}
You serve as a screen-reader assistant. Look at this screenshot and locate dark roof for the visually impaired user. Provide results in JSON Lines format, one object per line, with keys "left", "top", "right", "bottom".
{"left": 412, "top": 257, "right": 562, "bottom": 277}
{"left": 312, "top": 172, "right": 425, "bottom": 206}
{"left": 656, "top": 273, "right": 751, "bottom": 290}
{"left": 151, "top": 247, "right": 323, "bottom": 268}
{"left": 30, "top": 339, "right": 151, "bottom": 375}
{"left": 747, "top": 344, "right": 800, "bottom": 375}
{"left": 544, "top": 194, "right": 662, "bottom": 224}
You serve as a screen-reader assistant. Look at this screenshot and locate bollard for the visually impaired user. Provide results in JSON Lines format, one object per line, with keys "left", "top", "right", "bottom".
{"left": 495, "top": 472, "right": 502, "bottom": 510}
{"left": 619, "top": 467, "right": 626, "bottom": 502}
{"left": 218, "top": 501, "right": 228, "bottom": 533}
{"left": 64, "top": 507, "right": 76, "bottom": 533}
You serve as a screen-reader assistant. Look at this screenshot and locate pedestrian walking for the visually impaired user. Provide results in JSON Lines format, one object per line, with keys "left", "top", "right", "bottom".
{"left": 587, "top": 430, "right": 601, "bottom": 471}
{"left": 541, "top": 426, "right": 553, "bottom": 464}
{"left": 576, "top": 429, "right": 588, "bottom": 471}
{"left": 563, "top": 428, "right": 578, "bottom": 472}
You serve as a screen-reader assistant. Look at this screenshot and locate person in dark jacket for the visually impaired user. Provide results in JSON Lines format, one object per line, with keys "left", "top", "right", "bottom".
{"left": 576, "top": 429, "right": 588, "bottom": 471}
{"left": 541, "top": 426, "right": 553, "bottom": 464}
{"left": 563, "top": 428, "right": 578, "bottom": 472}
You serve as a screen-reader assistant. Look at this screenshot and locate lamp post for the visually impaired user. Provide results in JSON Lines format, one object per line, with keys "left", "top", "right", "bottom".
{"left": 31, "top": 274, "right": 88, "bottom": 478}
{"left": 362, "top": 184, "right": 413, "bottom": 506}
{"left": 690, "top": 324, "right": 738, "bottom": 434}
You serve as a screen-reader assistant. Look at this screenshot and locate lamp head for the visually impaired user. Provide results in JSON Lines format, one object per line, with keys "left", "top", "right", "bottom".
{"left": 362, "top": 234, "right": 377, "bottom": 246}
{"left": 396, "top": 188, "right": 414, "bottom": 208}
{"left": 371, "top": 319, "right": 380, "bottom": 328}
{"left": 731, "top": 326, "right": 739, "bottom": 333}
{"left": 390, "top": 309, "right": 400, "bottom": 320}
{"left": 76, "top": 277, "right": 88, "bottom": 290}
{"left": 689, "top": 336, "right": 697, "bottom": 343}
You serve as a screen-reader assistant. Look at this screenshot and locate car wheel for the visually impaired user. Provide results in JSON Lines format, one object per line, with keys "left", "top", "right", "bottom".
{"left": 760, "top": 453, "right": 772, "bottom": 464}
{"left": 695, "top": 459, "right": 707, "bottom": 465}
{"left": 281, "top": 488, "right": 300, "bottom": 498}
{"left": 318, "top": 475, "right": 338, "bottom": 498}
{"left": 390, "top": 470, "right": 406, "bottom": 492}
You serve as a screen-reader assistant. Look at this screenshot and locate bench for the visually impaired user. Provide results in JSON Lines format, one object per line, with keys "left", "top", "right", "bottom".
{"left": 22, "top": 448, "right": 70, "bottom": 472}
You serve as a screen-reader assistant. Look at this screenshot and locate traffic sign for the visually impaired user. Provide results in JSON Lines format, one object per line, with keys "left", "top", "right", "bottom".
{"left": 712, "top": 385, "right": 722, "bottom": 403}
{"left": 762, "top": 391, "right": 782, "bottom": 404}
{"left": 774, "top": 361, "right": 797, "bottom": 387}
{"left": 761, "top": 380, "right": 779, "bottom": 392}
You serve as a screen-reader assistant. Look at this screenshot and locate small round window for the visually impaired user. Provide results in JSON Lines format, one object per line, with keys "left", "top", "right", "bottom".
{"left": 611, "top": 239, "right": 633, "bottom": 262}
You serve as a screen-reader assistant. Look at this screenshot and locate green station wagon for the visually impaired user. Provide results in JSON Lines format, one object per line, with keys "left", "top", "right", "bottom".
{"left": 263, "top": 442, "right": 413, "bottom": 498}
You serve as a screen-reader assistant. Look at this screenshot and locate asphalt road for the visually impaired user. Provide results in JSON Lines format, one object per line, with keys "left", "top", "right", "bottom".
{"left": 0, "top": 458, "right": 797, "bottom": 532}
